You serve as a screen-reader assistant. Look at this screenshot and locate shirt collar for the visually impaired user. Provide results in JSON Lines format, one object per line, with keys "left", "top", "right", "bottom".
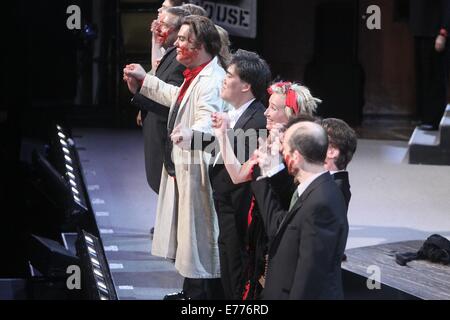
{"left": 228, "top": 99, "right": 255, "bottom": 128}
{"left": 296, "top": 171, "right": 327, "bottom": 198}
{"left": 330, "top": 170, "right": 346, "bottom": 175}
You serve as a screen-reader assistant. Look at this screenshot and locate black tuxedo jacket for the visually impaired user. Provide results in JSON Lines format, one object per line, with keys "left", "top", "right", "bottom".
{"left": 332, "top": 171, "right": 351, "bottom": 208}
{"left": 269, "top": 167, "right": 351, "bottom": 209}
{"left": 131, "top": 47, "right": 185, "bottom": 193}
{"left": 251, "top": 172, "right": 348, "bottom": 300}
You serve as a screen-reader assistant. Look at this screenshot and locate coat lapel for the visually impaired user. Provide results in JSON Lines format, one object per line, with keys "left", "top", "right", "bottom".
{"left": 156, "top": 47, "right": 177, "bottom": 76}
{"left": 175, "top": 57, "right": 218, "bottom": 122}
{"left": 233, "top": 101, "right": 259, "bottom": 130}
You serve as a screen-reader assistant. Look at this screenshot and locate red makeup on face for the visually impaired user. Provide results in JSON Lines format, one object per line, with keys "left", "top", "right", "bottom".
{"left": 177, "top": 44, "right": 199, "bottom": 64}
{"left": 156, "top": 29, "right": 170, "bottom": 45}
{"left": 175, "top": 25, "right": 200, "bottom": 67}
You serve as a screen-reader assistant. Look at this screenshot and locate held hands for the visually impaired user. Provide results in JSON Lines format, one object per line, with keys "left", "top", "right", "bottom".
{"left": 253, "top": 134, "right": 283, "bottom": 177}
{"left": 123, "top": 64, "right": 146, "bottom": 94}
{"left": 123, "top": 64, "right": 146, "bottom": 81}
{"left": 171, "top": 123, "right": 193, "bottom": 150}
{"left": 211, "top": 112, "right": 230, "bottom": 137}
{"left": 435, "top": 35, "right": 447, "bottom": 52}
{"left": 150, "top": 19, "right": 159, "bottom": 33}
{"left": 151, "top": 19, "right": 165, "bottom": 46}
{"left": 136, "top": 111, "right": 143, "bottom": 127}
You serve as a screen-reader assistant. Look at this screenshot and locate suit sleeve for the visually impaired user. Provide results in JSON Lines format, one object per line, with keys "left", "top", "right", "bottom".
{"left": 251, "top": 178, "right": 289, "bottom": 240}
{"left": 139, "top": 74, "right": 181, "bottom": 108}
{"left": 132, "top": 64, "right": 185, "bottom": 116}
{"left": 268, "top": 167, "right": 297, "bottom": 211}
{"left": 131, "top": 93, "right": 169, "bottom": 117}
{"left": 289, "top": 204, "right": 340, "bottom": 299}
{"left": 190, "top": 80, "right": 226, "bottom": 134}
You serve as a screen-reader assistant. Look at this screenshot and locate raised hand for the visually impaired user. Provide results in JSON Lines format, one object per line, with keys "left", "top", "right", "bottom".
{"left": 254, "top": 136, "right": 283, "bottom": 177}
{"left": 435, "top": 34, "right": 446, "bottom": 52}
{"left": 136, "top": 111, "right": 143, "bottom": 127}
{"left": 211, "top": 112, "right": 230, "bottom": 137}
{"left": 123, "top": 64, "right": 147, "bottom": 82}
{"left": 123, "top": 71, "right": 140, "bottom": 94}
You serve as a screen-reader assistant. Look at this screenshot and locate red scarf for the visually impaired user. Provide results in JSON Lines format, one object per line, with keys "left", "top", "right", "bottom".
{"left": 176, "top": 60, "right": 211, "bottom": 105}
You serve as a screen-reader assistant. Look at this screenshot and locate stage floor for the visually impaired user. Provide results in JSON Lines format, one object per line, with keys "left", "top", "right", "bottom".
{"left": 73, "top": 128, "right": 450, "bottom": 300}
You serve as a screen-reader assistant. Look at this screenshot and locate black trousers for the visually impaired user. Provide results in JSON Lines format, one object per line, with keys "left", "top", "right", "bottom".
{"left": 183, "top": 277, "right": 224, "bottom": 300}
{"left": 414, "top": 37, "right": 449, "bottom": 127}
{"left": 214, "top": 197, "right": 248, "bottom": 300}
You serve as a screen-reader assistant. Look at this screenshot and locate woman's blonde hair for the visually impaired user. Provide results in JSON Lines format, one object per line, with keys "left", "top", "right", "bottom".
{"left": 268, "top": 82, "right": 321, "bottom": 119}
{"left": 215, "top": 25, "right": 232, "bottom": 69}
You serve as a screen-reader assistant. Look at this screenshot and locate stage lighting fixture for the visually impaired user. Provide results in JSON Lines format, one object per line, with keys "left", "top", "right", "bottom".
{"left": 32, "top": 150, "right": 72, "bottom": 210}
{"left": 58, "top": 132, "right": 67, "bottom": 139}
{"left": 29, "top": 234, "right": 80, "bottom": 278}
{"left": 77, "top": 230, "right": 117, "bottom": 300}
{"left": 64, "top": 155, "right": 73, "bottom": 163}
{"left": 32, "top": 150, "right": 87, "bottom": 219}
{"left": 52, "top": 124, "right": 89, "bottom": 214}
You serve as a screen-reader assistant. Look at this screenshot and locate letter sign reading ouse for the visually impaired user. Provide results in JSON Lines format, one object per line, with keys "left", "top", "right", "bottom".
{"left": 191, "top": 0, "right": 257, "bottom": 39}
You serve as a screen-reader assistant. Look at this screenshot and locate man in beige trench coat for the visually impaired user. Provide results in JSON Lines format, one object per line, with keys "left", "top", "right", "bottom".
{"left": 124, "top": 15, "right": 229, "bottom": 299}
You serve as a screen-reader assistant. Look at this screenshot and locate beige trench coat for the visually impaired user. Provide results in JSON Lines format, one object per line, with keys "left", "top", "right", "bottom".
{"left": 139, "top": 57, "right": 229, "bottom": 278}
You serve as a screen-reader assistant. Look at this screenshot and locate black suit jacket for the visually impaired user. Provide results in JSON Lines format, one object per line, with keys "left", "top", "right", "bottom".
{"left": 269, "top": 167, "right": 351, "bottom": 210}
{"left": 251, "top": 172, "right": 349, "bottom": 300}
{"left": 409, "top": 0, "right": 450, "bottom": 37}
{"left": 131, "top": 47, "right": 185, "bottom": 193}
{"left": 332, "top": 171, "right": 351, "bottom": 208}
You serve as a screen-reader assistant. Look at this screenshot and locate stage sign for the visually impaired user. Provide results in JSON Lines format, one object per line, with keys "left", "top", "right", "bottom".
{"left": 190, "top": 0, "right": 257, "bottom": 39}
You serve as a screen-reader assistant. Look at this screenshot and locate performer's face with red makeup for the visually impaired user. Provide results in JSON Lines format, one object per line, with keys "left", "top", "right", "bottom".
{"left": 155, "top": 12, "right": 177, "bottom": 47}
{"left": 174, "top": 25, "right": 200, "bottom": 68}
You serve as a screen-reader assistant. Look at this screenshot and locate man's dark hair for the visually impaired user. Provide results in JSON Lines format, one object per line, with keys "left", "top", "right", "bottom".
{"left": 165, "top": 6, "right": 190, "bottom": 30}
{"left": 182, "top": 15, "right": 221, "bottom": 57}
{"left": 288, "top": 122, "right": 328, "bottom": 166}
{"left": 320, "top": 118, "right": 357, "bottom": 170}
{"left": 229, "top": 49, "right": 272, "bottom": 102}
{"left": 169, "top": 0, "right": 184, "bottom": 6}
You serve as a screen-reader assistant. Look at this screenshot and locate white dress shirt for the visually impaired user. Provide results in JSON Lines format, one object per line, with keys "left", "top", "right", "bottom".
{"left": 228, "top": 98, "right": 255, "bottom": 129}
{"left": 295, "top": 171, "right": 328, "bottom": 198}
{"left": 213, "top": 99, "right": 255, "bottom": 166}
